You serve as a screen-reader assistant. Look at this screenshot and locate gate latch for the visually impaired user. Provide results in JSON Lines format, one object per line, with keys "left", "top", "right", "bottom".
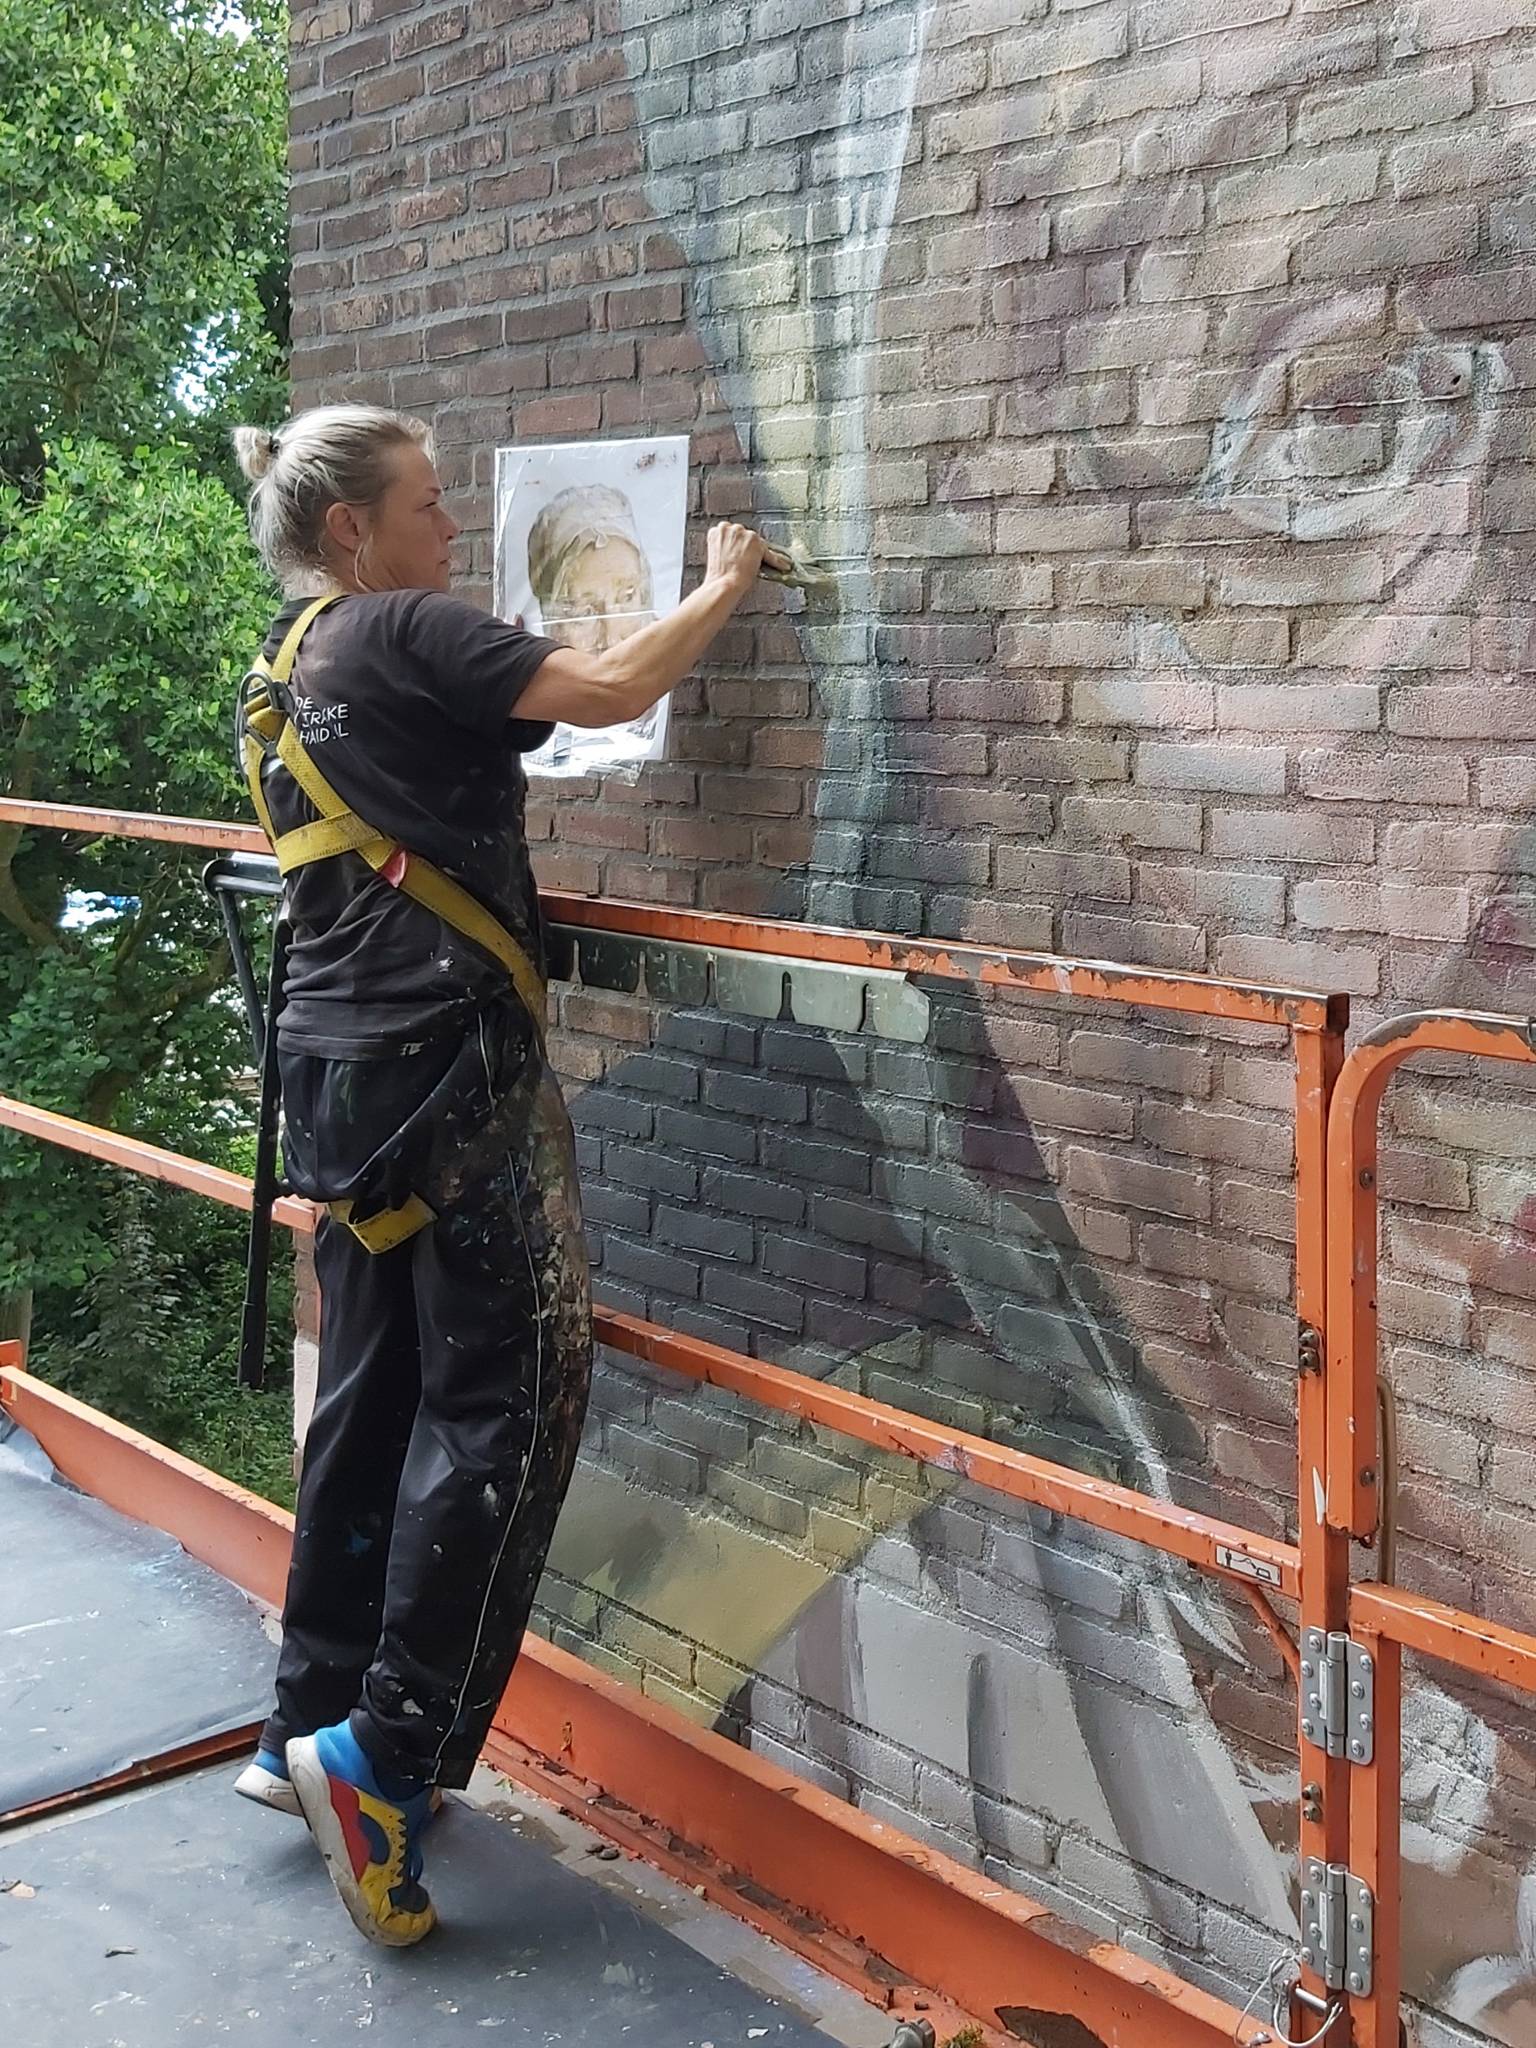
{"left": 1299, "top": 1861, "right": 1374, "bottom": 1996}
{"left": 1299, "top": 1629, "right": 1374, "bottom": 1763}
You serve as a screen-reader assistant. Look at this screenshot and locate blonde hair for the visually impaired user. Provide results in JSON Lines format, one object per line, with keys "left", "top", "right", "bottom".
{"left": 232, "top": 404, "right": 432, "bottom": 592}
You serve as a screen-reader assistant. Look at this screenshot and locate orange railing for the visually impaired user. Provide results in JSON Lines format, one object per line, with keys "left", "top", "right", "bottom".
{"left": 6, "top": 792, "right": 1532, "bottom": 2043}
{"left": 1320, "top": 1009, "right": 1536, "bottom": 2048}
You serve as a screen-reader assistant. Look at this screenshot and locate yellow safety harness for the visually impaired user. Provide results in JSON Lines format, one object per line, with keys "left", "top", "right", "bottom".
{"left": 239, "top": 592, "right": 548, "bottom": 1253}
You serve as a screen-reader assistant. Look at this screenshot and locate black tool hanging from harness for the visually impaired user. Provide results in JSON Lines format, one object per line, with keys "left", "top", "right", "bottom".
{"left": 236, "top": 592, "right": 549, "bottom": 1255}
{"left": 200, "top": 850, "right": 287, "bottom": 1390}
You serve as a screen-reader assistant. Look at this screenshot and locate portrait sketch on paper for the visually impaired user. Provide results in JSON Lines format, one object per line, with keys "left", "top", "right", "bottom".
{"left": 494, "top": 436, "right": 689, "bottom": 778}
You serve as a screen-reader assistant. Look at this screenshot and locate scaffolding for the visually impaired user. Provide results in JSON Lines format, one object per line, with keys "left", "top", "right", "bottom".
{"left": 2, "top": 791, "right": 1532, "bottom": 2046}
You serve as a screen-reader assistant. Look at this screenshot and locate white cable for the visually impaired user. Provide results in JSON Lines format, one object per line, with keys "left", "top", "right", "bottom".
{"left": 1233, "top": 1958, "right": 1344, "bottom": 2048}
{"left": 1232, "top": 1963, "right": 1276, "bottom": 2045}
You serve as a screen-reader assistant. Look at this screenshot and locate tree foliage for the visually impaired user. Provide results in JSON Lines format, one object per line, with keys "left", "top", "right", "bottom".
{"left": 0, "top": 0, "right": 292, "bottom": 1487}
{"left": 0, "top": 438, "right": 276, "bottom": 1298}
{"left": 34, "top": 1171, "right": 296, "bottom": 1507}
{"left": 0, "top": 0, "right": 287, "bottom": 482}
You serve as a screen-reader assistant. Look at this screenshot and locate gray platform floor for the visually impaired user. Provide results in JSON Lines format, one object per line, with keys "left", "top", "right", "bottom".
{"left": 2, "top": 1768, "right": 870, "bottom": 2047}
{"left": 0, "top": 1419, "right": 888, "bottom": 2048}
{"left": 0, "top": 1423, "right": 274, "bottom": 1815}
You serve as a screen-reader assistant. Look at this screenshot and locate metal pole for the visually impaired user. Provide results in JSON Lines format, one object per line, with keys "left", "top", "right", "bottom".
{"left": 1293, "top": 1016, "right": 1353, "bottom": 2025}
{"left": 200, "top": 853, "right": 282, "bottom": 1061}
{"left": 215, "top": 887, "right": 267, "bottom": 1061}
{"left": 238, "top": 914, "right": 289, "bottom": 1391}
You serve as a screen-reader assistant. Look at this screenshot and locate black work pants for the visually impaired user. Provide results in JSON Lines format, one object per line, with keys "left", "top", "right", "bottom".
{"left": 259, "top": 1004, "right": 592, "bottom": 1787}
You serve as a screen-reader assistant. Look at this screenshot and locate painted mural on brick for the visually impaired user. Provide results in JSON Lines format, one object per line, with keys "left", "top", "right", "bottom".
{"left": 581, "top": 8, "right": 1536, "bottom": 2031}
{"left": 573, "top": 6, "right": 1536, "bottom": 2037}
{"left": 285, "top": 0, "right": 1536, "bottom": 2037}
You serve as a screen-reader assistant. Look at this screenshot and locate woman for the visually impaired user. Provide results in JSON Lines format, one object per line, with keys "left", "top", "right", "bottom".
{"left": 228, "top": 403, "right": 765, "bottom": 1948}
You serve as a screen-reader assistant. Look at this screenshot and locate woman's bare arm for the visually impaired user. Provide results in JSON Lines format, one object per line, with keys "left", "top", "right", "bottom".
{"left": 514, "top": 521, "right": 767, "bottom": 730}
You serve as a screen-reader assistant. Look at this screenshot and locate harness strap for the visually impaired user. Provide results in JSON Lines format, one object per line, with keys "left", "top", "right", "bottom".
{"left": 239, "top": 592, "right": 548, "bottom": 1255}
{"left": 268, "top": 809, "right": 389, "bottom": 873}
{"left": 269, "top": 594, "right": 340, "bottom": 684}
{"left": 241, "top": 730, "right": 280, "bottom": 847}
{"left": 327, "top": 1194, "right": 438, "bottom": 1255}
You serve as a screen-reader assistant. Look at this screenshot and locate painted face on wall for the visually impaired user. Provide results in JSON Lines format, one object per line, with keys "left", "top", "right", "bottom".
{"left": 1016, "top": 185, "right": 1518, "bottom": 1015}
{"left": 601, "top": 1, "right": 1536, "bottom": 2034}
{"left": 631, "top": 0, "right": 1531, "bottom": 1007}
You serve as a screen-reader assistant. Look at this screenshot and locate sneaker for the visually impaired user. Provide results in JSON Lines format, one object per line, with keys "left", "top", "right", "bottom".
{"left": 236, "top": 1744, "right": 443, "bottom": 1825}
{"left": 234, "top": 1747, "right": 302, "bottom": 1817}
{"left": 286, "top": 1723, "right": 438, "bottom": 1948}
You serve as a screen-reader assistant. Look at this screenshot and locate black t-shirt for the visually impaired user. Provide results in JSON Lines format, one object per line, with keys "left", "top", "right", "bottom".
{"left": 253, "top": 590, "right": 559, "bottom": 1056}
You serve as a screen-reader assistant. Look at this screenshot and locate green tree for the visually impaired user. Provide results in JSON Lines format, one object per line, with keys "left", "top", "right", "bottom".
{"left": 0, "top": 0, "right": 287, "bottom": 484}
{"left": 0, "top": 438, "right": 275, "bottom": 1330}
{"left": 0, "top": 1, "right": 291, "bottom": 1485}
{"left": 34, "top": 1171, "right": 298, "bottom": 1506}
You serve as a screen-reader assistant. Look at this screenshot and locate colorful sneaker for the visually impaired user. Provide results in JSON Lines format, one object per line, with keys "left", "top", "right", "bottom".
{"left": 234, "top": 1747, "right": 302, "bottom": 1817}
{"left": 286, "top": 1723, "right": 438, "bottom": 1948}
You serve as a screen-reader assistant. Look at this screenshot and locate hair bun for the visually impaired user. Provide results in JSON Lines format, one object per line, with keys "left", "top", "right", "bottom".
{"left": 232, "top": 425, "right": 278, "bottom": 482}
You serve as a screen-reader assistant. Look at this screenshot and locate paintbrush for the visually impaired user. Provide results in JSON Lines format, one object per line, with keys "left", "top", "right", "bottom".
{"left": 759, "top": 539, "right": 837, "bottom": 593}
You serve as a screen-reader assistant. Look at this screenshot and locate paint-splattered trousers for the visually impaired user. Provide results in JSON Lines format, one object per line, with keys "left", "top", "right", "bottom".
{"left": 259, "top": 998, "right": 592, "bottom": 1788}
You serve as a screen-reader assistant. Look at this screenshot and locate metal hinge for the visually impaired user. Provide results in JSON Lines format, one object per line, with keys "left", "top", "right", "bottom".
{"left": 1299, "top": 1629, "right": 1374, "bottom": 1762}
{"left": 1299, "top": 1861, "right": 1374, "bottom": 1996}
{"left": 1297, "top": 1320, "right": 1323, "bottom": 1375}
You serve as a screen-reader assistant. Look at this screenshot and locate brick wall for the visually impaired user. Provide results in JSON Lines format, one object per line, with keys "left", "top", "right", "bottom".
{"left": 289, "top": 2, "right": 1536, "bottom": 2034}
